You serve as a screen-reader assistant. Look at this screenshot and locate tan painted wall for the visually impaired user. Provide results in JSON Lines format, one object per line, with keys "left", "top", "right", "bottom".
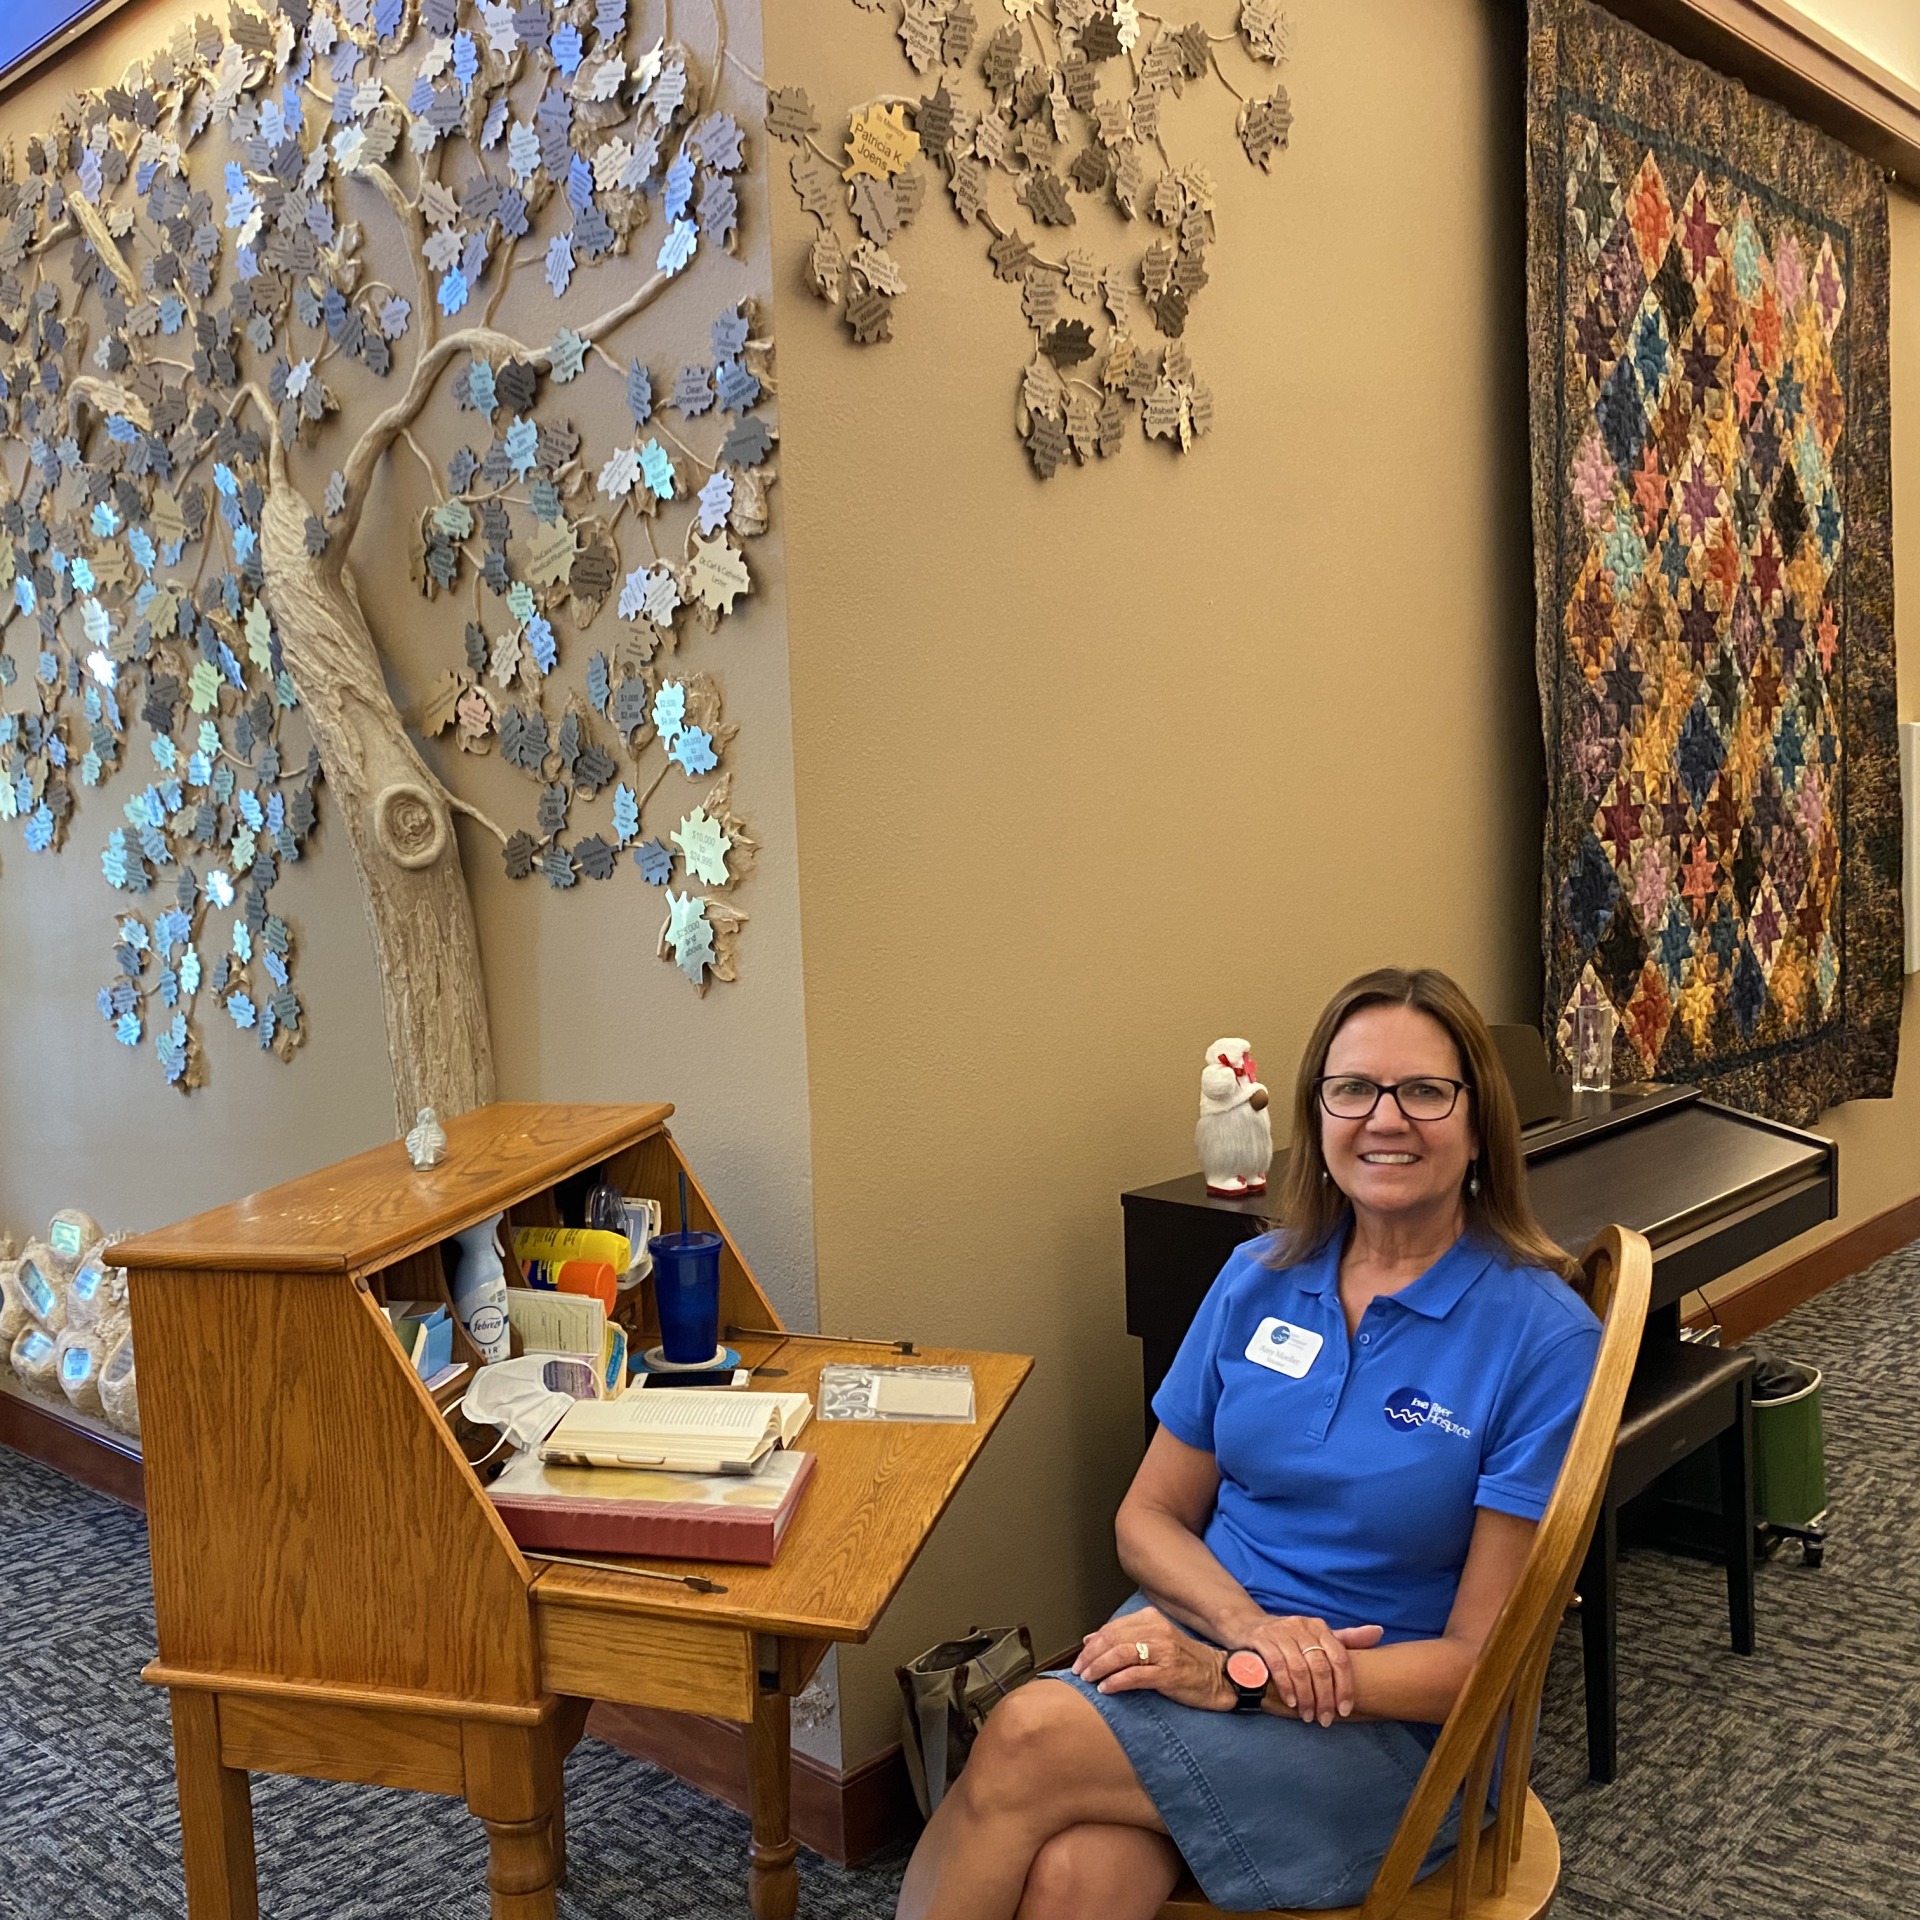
{"left": 763, "top": 0, "right": 1920, "bottom": 1764}
{"left": 0, "top": 0, "right": 825, "bottom": 1337}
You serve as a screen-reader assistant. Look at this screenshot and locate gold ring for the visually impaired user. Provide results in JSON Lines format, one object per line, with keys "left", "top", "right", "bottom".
{"left": 1301, "top": 1645, "right": 1327, "bottom": 1658}
{"left": 1135, "top": 1641, "right": 1152, "bottom": 1666}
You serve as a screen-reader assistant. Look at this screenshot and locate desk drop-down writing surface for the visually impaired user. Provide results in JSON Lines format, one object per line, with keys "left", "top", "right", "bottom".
{"left": 1121, "top": 1086, "right": 1836, "bottom": 1412}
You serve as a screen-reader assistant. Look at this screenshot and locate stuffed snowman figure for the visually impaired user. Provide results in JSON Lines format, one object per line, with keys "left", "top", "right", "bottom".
{"left": 1196, "top": 1038, "right": 1272, "bottom": 1196}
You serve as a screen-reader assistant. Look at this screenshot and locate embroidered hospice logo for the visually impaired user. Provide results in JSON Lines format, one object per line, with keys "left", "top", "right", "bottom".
{"left": 1383, "top": 1387, "right": 1473, "bottom": 1439}
{"left": 1383, "top": 1387, "right": 1432, "bottom": 1429}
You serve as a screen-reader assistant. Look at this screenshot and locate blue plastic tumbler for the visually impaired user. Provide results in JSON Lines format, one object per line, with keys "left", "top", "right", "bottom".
{"left": 649, "top": 1230, "right": 723, "bottom": 1364}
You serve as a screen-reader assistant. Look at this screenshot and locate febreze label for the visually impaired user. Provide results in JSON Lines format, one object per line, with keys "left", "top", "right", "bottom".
{"left": 1244, "top": 1316, "right": 1324, "bottom": 1379}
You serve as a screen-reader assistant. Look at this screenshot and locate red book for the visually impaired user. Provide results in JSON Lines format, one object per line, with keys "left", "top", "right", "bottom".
{"left": 487, "top": 1448, "right": 814, "bottom": 1565}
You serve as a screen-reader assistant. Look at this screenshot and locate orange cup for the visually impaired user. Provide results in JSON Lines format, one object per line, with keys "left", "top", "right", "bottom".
{"left": 554, "top": 1259, "right": 618, "bottom": 1312}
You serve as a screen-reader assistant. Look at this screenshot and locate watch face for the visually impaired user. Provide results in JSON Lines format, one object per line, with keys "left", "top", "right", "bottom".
{"left": 1225, "top": 1649, "right": 1269, "bottom": 1691}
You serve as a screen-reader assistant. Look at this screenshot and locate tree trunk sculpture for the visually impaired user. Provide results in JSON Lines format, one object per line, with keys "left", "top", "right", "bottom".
{"left": 259, "top": 472, "right": 494, "bottom": 1124}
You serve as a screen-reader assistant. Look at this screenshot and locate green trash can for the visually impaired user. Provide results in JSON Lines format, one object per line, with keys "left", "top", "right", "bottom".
{"left": 1752, "top": 1355, "right": 1827, "bottom": 1564}
{"left": 1647, "top": 1346, "right": 1829, "bottom": 1566}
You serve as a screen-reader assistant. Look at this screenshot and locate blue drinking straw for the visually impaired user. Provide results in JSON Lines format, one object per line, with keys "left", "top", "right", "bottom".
{"left": 678, "top": 1170, "right": 689, "bottom": 1240}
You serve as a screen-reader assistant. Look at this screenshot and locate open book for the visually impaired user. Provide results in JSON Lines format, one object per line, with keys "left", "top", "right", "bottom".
{"left": 540, "top": 1390, "right": 812, "bottom": 1474}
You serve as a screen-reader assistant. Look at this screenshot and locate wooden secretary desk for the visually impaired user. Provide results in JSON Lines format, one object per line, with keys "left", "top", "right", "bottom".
{"left": 119, "top": 1103, "right": 1030, "bottom": 1919}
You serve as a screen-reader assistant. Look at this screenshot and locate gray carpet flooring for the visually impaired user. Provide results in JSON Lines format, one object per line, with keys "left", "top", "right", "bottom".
{"left": 3, "top": 1241, "right": 1917, "bottom": 1917}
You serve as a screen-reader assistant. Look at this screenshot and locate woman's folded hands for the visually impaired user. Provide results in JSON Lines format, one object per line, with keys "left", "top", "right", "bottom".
{"left": 1073, "top": 1606, "right": 1385, "bottom": 1725}
{"left": 1229, "top": 1612, "right": 1384, "bottom": 1725}
{"left": 1073, "top": 1606, "right": 1235, "bottom": 1711}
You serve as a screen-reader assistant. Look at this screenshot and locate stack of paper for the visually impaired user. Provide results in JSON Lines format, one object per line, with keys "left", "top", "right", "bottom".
{"left": 504, "top": 1287, "right": 627, "bottom": 1397}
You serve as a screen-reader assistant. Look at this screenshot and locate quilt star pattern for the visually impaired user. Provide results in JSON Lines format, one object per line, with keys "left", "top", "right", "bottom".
{"left": 1526, "top": 0, "right": 1901, "bottom": 1124}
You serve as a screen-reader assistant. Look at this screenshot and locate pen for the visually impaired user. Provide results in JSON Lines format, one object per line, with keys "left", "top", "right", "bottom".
{"left": 726, "top": 1323, "right": 918, "bottom": 1355}
{"left": 524, "top": 1551, "right": 728, "bottom": 1593}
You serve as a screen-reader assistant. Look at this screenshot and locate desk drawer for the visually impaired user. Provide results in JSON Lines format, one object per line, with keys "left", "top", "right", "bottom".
{"left": 535, "top": 1600, "right": 756, "bottom": 1721}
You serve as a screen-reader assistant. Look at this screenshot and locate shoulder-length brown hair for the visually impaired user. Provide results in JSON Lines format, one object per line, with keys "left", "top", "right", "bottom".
{"left": 1266, "top": 967, "right": 1583, "bottom": 1289}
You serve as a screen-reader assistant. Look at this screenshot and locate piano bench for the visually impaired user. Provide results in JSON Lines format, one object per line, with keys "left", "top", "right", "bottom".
{"left": 1578, "top": 1338, "right": 1757, "bottom": 1783}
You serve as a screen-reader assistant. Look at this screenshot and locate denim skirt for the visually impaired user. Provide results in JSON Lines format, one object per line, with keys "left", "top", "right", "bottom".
{"left": 1042, "top": 1594, "right": 1459, "bottom": 1912}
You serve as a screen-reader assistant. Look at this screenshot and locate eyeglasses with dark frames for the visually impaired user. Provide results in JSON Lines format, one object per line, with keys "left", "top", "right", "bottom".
{"left": 1316, "top": 1075, "right": 1470, "bottom": 1123}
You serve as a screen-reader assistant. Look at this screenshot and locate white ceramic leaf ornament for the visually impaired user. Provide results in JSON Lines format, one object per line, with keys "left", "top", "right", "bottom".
{"left": 405, "top": 1106, "right": 449, "bottom": 1169}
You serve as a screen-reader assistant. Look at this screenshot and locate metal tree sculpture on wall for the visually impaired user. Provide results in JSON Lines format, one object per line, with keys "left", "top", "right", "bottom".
{"left": 0, "top": 0, "right": 774, "bottom": 1125}
{"left": 775, "top": 0, "right": 1294, "bottom": 475}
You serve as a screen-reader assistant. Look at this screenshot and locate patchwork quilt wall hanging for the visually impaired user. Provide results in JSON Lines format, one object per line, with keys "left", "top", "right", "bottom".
{"left": 1526, "top": 0, "right": 1901, "bottom": 1125}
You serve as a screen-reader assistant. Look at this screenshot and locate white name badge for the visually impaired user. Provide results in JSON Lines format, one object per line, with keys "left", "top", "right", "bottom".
{"left": 1244, "top": 1317, "right": 1324, "bottom": 1379}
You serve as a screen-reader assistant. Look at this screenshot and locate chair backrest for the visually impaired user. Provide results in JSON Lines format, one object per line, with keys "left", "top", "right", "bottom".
{"left": 1356, "top": 1224, "right": 1652, "bottom": 1918}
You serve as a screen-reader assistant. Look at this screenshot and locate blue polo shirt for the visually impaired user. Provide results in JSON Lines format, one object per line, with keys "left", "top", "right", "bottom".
{"left": 1152, "top": 1230, "right": 1600, "bottom": 1646}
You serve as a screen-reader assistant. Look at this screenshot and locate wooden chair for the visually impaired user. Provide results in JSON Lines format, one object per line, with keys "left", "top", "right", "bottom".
{"left": 1158, "top": 1224, "right": 1653, "bottom": 1920}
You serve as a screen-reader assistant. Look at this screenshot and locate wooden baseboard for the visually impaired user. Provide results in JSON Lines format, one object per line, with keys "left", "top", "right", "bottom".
{"left": 0, "top": 1380, "right": 145, "bottom": 1508}
{"left": 587, "top": 1700, "right": 920, "bottom": 1866}
{"left": 1685, "top": 1190, "right": 1920, "bottom": 1343}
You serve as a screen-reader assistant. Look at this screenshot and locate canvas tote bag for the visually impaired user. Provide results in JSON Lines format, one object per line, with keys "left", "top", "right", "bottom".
{"left": 897, "top": 1625, "right": 1035, "bottom": 1818}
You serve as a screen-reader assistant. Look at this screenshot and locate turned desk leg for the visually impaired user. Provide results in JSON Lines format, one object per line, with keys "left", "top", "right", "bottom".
{"left": 464, "top": 1722, "right": 563, "bottom": 1920}
{"left": 478, "top": 1815, "right": 560, "bottom": 1918}
{"left": 747, "top": 1683, "right": 799, "bottom": 1920}
{"left": 171, "top": 1691, "right": 260, "bottom": 1920}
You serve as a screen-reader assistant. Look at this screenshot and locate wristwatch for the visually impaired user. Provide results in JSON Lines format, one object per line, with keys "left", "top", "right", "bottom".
{"left": 1223, "top": 1648, "right": 1271, "bottom": 1714}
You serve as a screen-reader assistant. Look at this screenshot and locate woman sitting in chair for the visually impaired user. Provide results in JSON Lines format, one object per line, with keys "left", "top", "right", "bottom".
{"left": 898, "top": 968, "right": 1600, "bottom": 1920}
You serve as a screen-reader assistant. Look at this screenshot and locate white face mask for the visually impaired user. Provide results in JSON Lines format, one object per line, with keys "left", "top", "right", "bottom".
{"left": 461, "top": 1355, "right": 592, "bottom": 1454}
